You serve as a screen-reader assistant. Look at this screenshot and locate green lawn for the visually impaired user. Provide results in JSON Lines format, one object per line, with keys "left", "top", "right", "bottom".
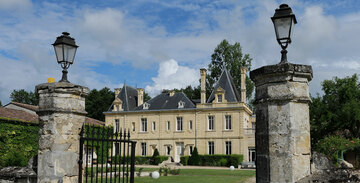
{"left": 135, "top": 169, "right": 255, "bottom": 183}
{"left": 84, "top": 167, "right": 255, "bottom": 183}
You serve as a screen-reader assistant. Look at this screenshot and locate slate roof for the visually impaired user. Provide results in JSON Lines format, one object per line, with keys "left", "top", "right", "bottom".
{"left": 135, "top": 92, "right": 195, "bottom": 111}
{"left": 108, "top": 84, "right": 139, "bottom": 111}
{"left": 207, "top": 69, "right": 241, "bottom": 103}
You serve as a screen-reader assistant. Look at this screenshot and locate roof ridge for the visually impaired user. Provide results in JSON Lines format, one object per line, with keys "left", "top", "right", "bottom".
{"left": 207, "top": 69, "right": 225, "bottom": 103}
{"left": 179, "top": 92, "right": 195, "bottom": 107}
{"left": 124, "top": 83, "right": 129, "bottom": 111}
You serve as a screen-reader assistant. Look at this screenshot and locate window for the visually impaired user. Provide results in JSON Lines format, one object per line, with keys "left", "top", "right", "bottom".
{"left": 225, "top": 141, "right": 232, "bottom": 155}
{"left": 208, "top": 142, "right": 214, "bottom": 155}
{"left": 176, "top": 117, "right": 183, "bottom": 131}
{"left": 189, "top": 146, "right": 193, "bottom": 155}
{"left": 143, "top": 102, "right": 150, "bottom": 109}
{"left": 141, "top": 118, "right": 147, "bottom": 132}
{"left": 218, "top": 94, "right": 222, "bottom": 102}
{"left": 208, "top": 116, "right": 214, "bottom": 130}
{"left": 132, "top": 122, "right": 135, "bottom": 132}
{"left": 115, "top": 143, "right": 120, "bottom": 155}
{"left": 189, "top": 120, "right": 193, "bottom": 130}
{"left": 167, "top": 121, "right": 170, "bottom": 131}
{"left": 225, "top": 115, "right": 232, "bottom": 130}
{"left": 116, "top": 105, "right": 119, "bottom": 111}
{"left": 252, "top": 122, "right": 256, "bottom": 129}
{"left": 178, "top": 101, "right": 185, "bottom": 108}
{"left": 152, "top": 121, "right": 156, "bottom": 131}
{"left": 115, "top": 119, "right": 120, "bottom": 133}
{"left": 141, "top": 143, "right": 147, "bottom": 156}
{"left": 166, "top": 146, "right": 171, "bottom": 155}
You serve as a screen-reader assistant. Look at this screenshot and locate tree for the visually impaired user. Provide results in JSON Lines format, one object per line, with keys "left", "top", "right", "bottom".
{"left": 188, "top": 147, "right": 200, "bottom": 165}
{"left": 161, "top": 85, "right": 200, "bottom": 100}
{"left": 207, "top": 39, "right": 254, "bottom": 100}
{"left": 10, "top": 89, "right": 39, "bottom": 105}
{"left": 85, "top": 87, "right": 114, "bottom": 121}
{"left": 144, "top": 91, "right": 151, "bottom": 102}
{"left": 151, "top": 148, "right": 160, "bottom": 165}
{"left": 310, "top": 74, "right": 360, "bottom": 147}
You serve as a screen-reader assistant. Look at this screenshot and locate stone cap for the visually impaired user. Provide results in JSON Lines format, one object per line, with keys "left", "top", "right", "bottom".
{"left": 250, "top": 62, "right": 313, "bottom": 85}
{"left": 36, "top": 82, "right": 90, "bottom": 97}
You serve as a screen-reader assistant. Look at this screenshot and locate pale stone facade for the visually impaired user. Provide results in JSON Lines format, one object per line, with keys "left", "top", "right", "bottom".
{"left": 105, "top": 68, "right": 254, "bottom": 163}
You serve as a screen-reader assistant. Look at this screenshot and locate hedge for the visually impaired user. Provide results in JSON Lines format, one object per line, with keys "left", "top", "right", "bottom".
{"left": 111, "top": 155, "right": 168, "bottom": 165}
{"left": 0, "top": 120, "right": 40, "bottom": 167}
{"left": 180, "top": 154, "right": 243, "bottom": 168}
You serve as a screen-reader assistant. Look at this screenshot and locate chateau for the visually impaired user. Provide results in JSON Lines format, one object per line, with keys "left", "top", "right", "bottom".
{"left": 104, "top": 68, "right": 255, "bottom": 162}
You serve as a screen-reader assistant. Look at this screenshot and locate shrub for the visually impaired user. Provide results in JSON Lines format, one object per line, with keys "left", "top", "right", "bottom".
{"left": 316, "top": 136, "right": 360, "bottom": 164}
{"left": 180, "top": 156, "right": 189, "bottom": 165}
{"left": 188, "top": 147, "right": 200, "bottom": 165}
{"left": 228, "top": 154, "right": 244, "bottom": 167}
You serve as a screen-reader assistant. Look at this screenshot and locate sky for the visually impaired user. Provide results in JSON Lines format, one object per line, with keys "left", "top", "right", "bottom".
{"left": 0, "top": 0, "right": 359, "bottom": 104}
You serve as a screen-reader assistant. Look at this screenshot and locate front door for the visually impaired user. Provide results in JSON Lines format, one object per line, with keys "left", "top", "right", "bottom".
{"left": 175, "top": 143, "right": 184, "bottom": 162}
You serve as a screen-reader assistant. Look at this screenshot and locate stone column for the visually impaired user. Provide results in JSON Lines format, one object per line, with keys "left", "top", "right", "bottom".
{"left": 36, "top": 82, "right": 89, "bottom": 183}
{"left": 250, "top": 63, "right": 313, "bottom": 183}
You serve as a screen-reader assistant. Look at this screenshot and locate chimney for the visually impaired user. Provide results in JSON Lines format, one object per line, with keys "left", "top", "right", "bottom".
{"left": 137, "top": 88, "right": 144, "bottom": 106}
{"left": 115, "top": 88, "right": 120, "bottom": 99}
{"left": 240, "top": 67, "right": 246, "bottom": 103}
{"left": 169, "top": 90, "right": 175, "bottom": 97}
{"left": 200, "top": 68, "right": 207, "bottom": 104}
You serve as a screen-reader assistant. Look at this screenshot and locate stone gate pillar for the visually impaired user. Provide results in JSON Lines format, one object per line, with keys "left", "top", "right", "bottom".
{"left": 250, "top": 63, "right": 313, "bottom": 183}
{"left": 36, "top": 82, "right": 89, "bottom": 183}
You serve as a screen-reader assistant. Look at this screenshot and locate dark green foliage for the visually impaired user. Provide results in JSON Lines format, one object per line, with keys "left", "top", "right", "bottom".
{"left": 181, "top": 154, "right": 243, "bottom": 167}
{"left": 0, "top": 120, "right": 39, "bottom": 167}
{"left": 316, "top": 136, "right": 360, "bottom": 164}
{"left": 188, "top": 147, "right": 200, "bottom": 165}
{"left": 10, "top": 89, "right": 39, "bottom": 105}
{"left": 180, "top": 156, "right": 189, "bottom": 165}
{"left": 208, "top": 39, "right": 254, "bottom": 101}
{"left": 0, "top": 100, "right": 2, "bottom": 106}
{"left": 144, "top": 91, "right": 151, "bottom": 102}
{"left": 85, "top": 87, "right": 114, "bottom": 121}
{"left": 310, "top": 74, "right": 360, "bottom": 147}
{"left": 151, "top": 148, "right": 160, "bottom": 165}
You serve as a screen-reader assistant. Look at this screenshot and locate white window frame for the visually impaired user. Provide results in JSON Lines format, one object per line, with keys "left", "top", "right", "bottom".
{"left": 141, "top": 118, "right": 147, "bottom": 132}
{"left": 225, "top": 141, "right": 232, "bottom": 155}
{"left": 141, "top": 142, "right": 147, "bottom": 156}
{"left": 176, "top": 117, "right": 183, "bottom": 131}
{"left": 208, "top": 141, "right": 214, "bottom": 155}
{"left": 208, "top": 116, "right": 214, "bottom": 131}
{"left": 218, "top": 94, "right": 222, "bottom": 103}
{"left": 115, "top": 119, "right": 120, "bottom": 133}
{"left": 225, "top": 115, "right": 232, "bottom": 130}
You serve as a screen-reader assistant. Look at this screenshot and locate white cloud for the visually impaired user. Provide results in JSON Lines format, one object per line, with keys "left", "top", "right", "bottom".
{"left": 0, "top": 0, "right": 32, "bottom": 11}
{"left": 145, "top": 59, "right": 199, "bottom": 97}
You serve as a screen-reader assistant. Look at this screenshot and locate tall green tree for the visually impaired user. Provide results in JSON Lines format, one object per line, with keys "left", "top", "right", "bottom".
{"left": 310, "top": 74, "right": 360, "bottom": 146}
{"left": 10, "top": 89, "right": 39, "bottom": 105}
{"left": 207, "top": 39, "right": 254, "bottom": 100}
{"left": 85, "top": 87, "right": 114, "bottom": 121}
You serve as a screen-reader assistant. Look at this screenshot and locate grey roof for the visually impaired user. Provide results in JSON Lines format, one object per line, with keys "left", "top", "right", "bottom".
{"left": 109, "top": 84, "right": 138, "bottom": 111}
{"left": 207, "top": 69, "right": 241, "bottom": 103}
{"left": 135, "top": 92, "right": 195, "bottom": 111}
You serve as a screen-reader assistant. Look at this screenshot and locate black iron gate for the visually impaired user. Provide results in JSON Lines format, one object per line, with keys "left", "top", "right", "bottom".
{"left": 79, "top": 124, "right": 137, "bottom": 183}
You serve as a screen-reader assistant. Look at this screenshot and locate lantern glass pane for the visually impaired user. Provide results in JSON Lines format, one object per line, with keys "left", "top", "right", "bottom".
{"left": 54, "top": 44, "right": 63, "bottom": 63}
{"left": 274, "top": 17, "right": 292, "bottom": 42}
{"left": 63, "top": 44, "right": 77, "bottom": 64}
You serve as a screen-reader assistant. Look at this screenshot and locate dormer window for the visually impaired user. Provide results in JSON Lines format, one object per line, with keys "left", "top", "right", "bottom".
{"left": 217, "top": 95, "right": 222, "bottom": 103}
{"left": 178, "top": 100, "right": 185, "bottom": 108}
{"left": 143, "top": 102, "right": 150, "bottom": 110}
